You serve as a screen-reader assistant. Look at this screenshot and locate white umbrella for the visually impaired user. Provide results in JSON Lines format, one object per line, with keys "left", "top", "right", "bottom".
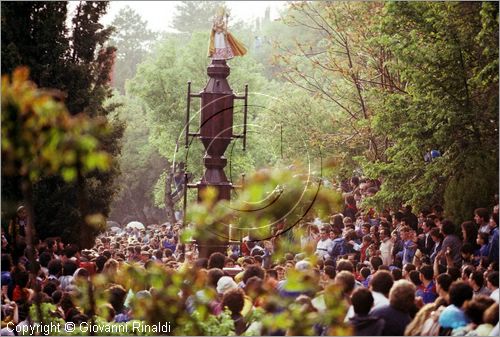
{"left": 126, "top": 221, "right": 145, "bottom": 230}
{"left": 107, "top": 220, "right": 120, "bottom": 228}
{"left": 110, "top": 226, "right": 121, "bottom": 233}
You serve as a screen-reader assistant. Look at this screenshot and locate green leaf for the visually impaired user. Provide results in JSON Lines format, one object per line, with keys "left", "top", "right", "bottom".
{"left": 61, "top": 167, "right": 77, "bottom": 182}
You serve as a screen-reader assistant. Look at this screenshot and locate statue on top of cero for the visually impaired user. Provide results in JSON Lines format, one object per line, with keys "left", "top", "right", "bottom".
{"left": 208, "top": 7, "right": 247, "bottom": 60}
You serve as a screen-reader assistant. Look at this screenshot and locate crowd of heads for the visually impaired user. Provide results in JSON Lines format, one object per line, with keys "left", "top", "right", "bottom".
{"left": 1, "top": 179, "right": 499, "bottom": 335}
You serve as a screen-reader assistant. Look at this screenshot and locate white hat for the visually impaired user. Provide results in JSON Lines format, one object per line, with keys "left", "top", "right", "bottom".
{"left": 295, "top": 260, "right": 312, "bottom": 271}
{"left": 136, "top": 290, "right": 151, "bottom": 300}
{"left": 216, "top": 276, "right": 237, "bottom": 294}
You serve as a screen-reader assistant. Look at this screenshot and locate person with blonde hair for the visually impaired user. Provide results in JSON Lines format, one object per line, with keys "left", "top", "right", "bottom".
{"left": 102, "top": 258, "right": 119, "bottom": 283}
{"left": 474, "top": 302, "right": 498, "bottom": 336}
{"left": 405, "top": 297, "right": 447, "bottom": 336}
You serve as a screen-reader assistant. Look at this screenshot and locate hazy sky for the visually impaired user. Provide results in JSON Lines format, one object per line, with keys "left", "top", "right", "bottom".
{"left": 69, "top": 1, "right": 287, "bottom": 32}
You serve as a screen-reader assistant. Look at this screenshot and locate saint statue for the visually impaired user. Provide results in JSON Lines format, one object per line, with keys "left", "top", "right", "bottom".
{"left": 208, "top": 7, "right": 247, "bottom": 60}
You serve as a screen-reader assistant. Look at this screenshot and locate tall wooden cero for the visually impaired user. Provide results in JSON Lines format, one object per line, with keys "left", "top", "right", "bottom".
{"left": 185, "top": 59, "right": 248, "bottom": 258}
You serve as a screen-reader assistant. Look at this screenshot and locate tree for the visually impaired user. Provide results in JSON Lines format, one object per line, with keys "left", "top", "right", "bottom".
{"left": 273, "top": 2, "right": 394, "bottom": 164}
{"left": 1, "top": 2, "right": 69, "bottom": 89}
{"left": 183, "top": 166, "right": 347, "bottom": 332}
{"left": 363, "top": 2, "right": 498, "bottom": 221}
{"left": 1, "top": 66, "right": 111, "bottom": 259}
{"left": 124, "top": 31, "right": 274, "bottom": 223}
{"left": 2, "top": 2, "right": 116, "bottom": 116}
{"left": 107, "top": 95, "right": 169, "bottom": 225}
{"left": 1, "top": 1, "right": 122, "bottom": 247}
{"left": 260, "top": 1, "right": 498, "bottom": 221}
{"left": 171, "top": 1, "right": 226, "bottom": 33}
{"left": 108, "top": 6, "right": 158, "bottom": 94}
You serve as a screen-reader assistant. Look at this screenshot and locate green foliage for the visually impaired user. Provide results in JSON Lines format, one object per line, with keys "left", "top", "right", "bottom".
{"left": 171, "top": 1, "right": 227, "bottom": 33}
{"left": 69, "top": 263, "right": 240, "bottom": 335}
{"left": 1, "top": 2, "right": 122, "bottom": 246}
{"left": 1, "top": 2, "right": 69, "bottom": 90}
{"left": 362, "top": 2, "right": 498, "bottom": 215}
{"left": 244, "top": 1, "right": 498, "bottom": 218}
{"left": 186, "top": 164, "right": 343, "bottom": 249}
{"left": 1, "top": 68, "right": 114, "bottom": 245}
{"left": 178, "top": 309, "right": 235, "bottom": 336}
{"left": 0, "top": 1, "right": 117, "bottom": 117}
{"left": 257, "top": 85, "right": 341, "bottom": 165}
{"left": 68, "top": 2, "right": 115, "bottom": 115}
{"left": 273, "top": 2, "right": 390, "bottom": 164}
{"left": 109, "top": 6, "right": 158, "bottom": 94}
{"left": 443, "top": 154, "right": 498, "bottom": 224}
{"left": 1, "top": 68, "right": 111, "bottom": 182}
{"left": 107, "top": 94, "right": 168, "bottom": 224}
{"left": 0, "top": 0, "right": 117, "bottom": 117}
{"left": 124, "top": 31, "right": 275, "bottom": 213}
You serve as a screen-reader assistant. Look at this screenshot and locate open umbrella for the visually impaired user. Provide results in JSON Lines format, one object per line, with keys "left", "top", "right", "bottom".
{"left": 110, "top": 226, "right": 121, "bottom": 233}
{"left": 107, "top": 220, "right": 120, "bottom": 228}
{"left": 126, "top": 221, "right": 145, "bottom": 230}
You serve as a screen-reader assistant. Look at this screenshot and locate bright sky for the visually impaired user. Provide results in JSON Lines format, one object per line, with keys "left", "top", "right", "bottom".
{"left": 89, "top": 1, "right": 288, "bottom": 32}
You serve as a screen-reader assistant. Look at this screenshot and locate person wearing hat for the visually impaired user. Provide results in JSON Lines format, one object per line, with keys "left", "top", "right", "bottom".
{"left": 295, "top": 260, "right": 312, "bottom": 271}
{"left": 217, "top": 276, "right": 238, "bottom": 295}
{"left": 139, "top": 251, "right": 151, "bottom": 264}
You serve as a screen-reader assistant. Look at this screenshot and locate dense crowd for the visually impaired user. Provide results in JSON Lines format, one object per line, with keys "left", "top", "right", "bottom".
{"left": 1, "top": 176, "right": 499, "bottom": 336}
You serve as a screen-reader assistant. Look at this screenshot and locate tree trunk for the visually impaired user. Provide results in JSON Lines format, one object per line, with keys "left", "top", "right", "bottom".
{"left": 76, "top": 165, "right": 94, "bottom": 249}
{"left": 125, "top": 189, "right": 148, "bottom": 224}
{"left": 164, "top": 168, "right": 177, "bottom": 225}
{"left": 20, "top": 177, "right": 43, "bottom": 324}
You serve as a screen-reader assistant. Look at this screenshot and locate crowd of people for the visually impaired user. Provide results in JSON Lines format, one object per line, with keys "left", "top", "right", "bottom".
{"left": 1, "top": 176, "right": 499, "bottom": 336}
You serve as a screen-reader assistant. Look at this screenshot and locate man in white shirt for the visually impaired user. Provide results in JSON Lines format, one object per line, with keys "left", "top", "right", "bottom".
{"left": 315, "top": 227, "right": 333, "bottom": 260}
{"left": 487, "top": 271, "right": 499, "bottom": 303}
{"left": 379, "top": 227, "right": 393, "bottom": 266}
{"left": 345, "top": 269, "right": 393, "bottom": 321}
{"left": 475, "top": 208, "right": 491, "bottom": 234}
{"left": 369, "top": 270, "right": 392, "bottom": 309}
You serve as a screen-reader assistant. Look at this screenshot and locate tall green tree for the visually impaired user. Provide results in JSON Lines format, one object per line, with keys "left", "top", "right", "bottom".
{"left": 363, "top": 2, "right": 499, "bottom": 222}
{"left": 2, "top": 1, "right": 116, "bottom": 116}
{"left": 108, "top": 6, "right": 158, "bottom": 94}
{"left": 171, "top": 1, "right": 226, "bottom": 33}
{"left": 2, "top": 67, "right": 111, "bottom": 256}
{"left": 273, "top": 2, "right": 395, "bottom": 165}
{"left": 1, "top": 2, "right": 69, "bottom": 89}
{"left": 107, "top": 95, "right": 169, "bottom": 225}
{"left": 1, "top": 1, "right": 122, "bottom": 247}
{"left": 123, "top": 31, "right": 274, "bottom": 222}
{"left": 263, "top": 1, "right": 498, "bottom": 220}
